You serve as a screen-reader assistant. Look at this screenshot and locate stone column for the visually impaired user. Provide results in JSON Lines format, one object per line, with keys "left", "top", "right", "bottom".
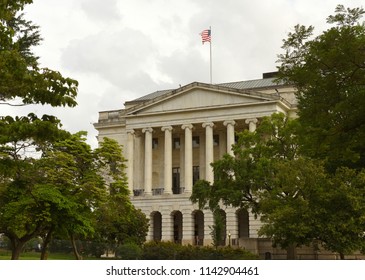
{"left": 202, "top": 122, "right": 214, "bottom": 184}
{"left": 182, "top": 211, "right": 194, "bottom": 245}
{"left": 223, "top": 120, "right": 236, "bottom": 156}
{"left": 245, "top": 118, "right": 258, "bottom": 132}
{"left": 203, "top": 210, "right": 214, "bottom": 246}
{"left": 161, "top": 213, "right": 173, "bottom": 242}
{"left": 181, "top": 124, "right": 193, "bottom": 193}
{"left": 226, "top": 208, "right": 238, "bottom": 246}
{"left": 126, "top": 129, "right": 135, "bottom": 194}
{"left": 142, "top": 127, "right": 153, "bottom": 195}
{"left": 146, "top": 213, "right": 154, "bottom": 241}
{"left": 161, "top": 126, "right": 173, "bottom": 195}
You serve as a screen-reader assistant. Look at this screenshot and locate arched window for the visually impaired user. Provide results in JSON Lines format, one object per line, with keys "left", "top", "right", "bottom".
{"left": 151, "top": 211, "right": 162, "bottom": 241}
{"left": 193, "top": 210, "right": 204, "bottom": 245}
{"left": 172, "top": 211, "right": 183, "bottom": 244}
{"left": 237, "top": 209, "right": 249, "bottom": 238}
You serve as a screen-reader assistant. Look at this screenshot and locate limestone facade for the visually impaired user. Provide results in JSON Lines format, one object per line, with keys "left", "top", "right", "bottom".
{"left": 94, "top": 75, "right": 298, "bottom": 253}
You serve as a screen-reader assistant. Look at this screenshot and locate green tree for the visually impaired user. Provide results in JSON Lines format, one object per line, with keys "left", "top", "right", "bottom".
{"left": 1, "top": 1, "right": 78, "bottom": 108}
{"left": 277, "top": 5, "right": 365, "bottom": 171}
{"left": 37, "top": 136, "right": 148, "bottom": 260}
{"left": 0, "top": 115, "right": 70, "bottom": 259}
{"left": 314, "top": 167, "right": 365, "bottom": 259}
{"left": 192, "top": 113, "right": 302, "bottom": 211}
{"left": 0, "top": 130, "right": 145, "bottom": 260}
{"left": 192, "top": 112, "right": 365, "bottom": 259}
{"left": 93, "top": 138, "right": 148, "bottom": 252}
{"left": 260, "top": 161, "right": 365, "bottom": 259}
{"left": 0, "top": 0, "right": 78, "bottom": 259}
{"left": 191, "top": 113, "right": 305, "bottom": 257}
{"left": 36, "top": 132, "right": 107, "bottom": 260}
{"left": 210, "top": 208, "right": 225, "bottom": 248}
{"left": 257, "top": 158, "right": 329, "bottom": 258}
{"left": 1, "top": 1, "right": 126, "bottom": 261}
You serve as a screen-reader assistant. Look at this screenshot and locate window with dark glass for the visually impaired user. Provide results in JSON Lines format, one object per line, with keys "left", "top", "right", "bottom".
{"left": 192, "top": 136, "right": 200, "bottom": 148}
{"left": 193, "top": 166, "right": 200, "bottom": 185}
{"left": 213, "top": 134, "right": 219, "bottom": 146}
{"left": 173, "top": 137, "right": 180, "bottom": 149}
{"left": 172, "top": 167, "right": 181, "bottom": 194}
{"left": 152, "top": 138, "right": 158, "bottom": 149}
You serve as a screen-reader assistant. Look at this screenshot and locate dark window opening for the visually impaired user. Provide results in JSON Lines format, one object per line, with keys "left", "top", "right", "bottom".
{"left": 193, "top": 166, "right": 200, "bottom": 185}
{"left": 152, "top": 138, "right": 158, "bottom": 149}
{"left": 193, "top": 136, "right": 200, "bottom": 148}
{"left": 213, "top": 134, "right": 219, "bottom": 146}
{"left": 172, "top": 167, "right": 181, "bottom": 194}
{"left": 173, "top": 137, "right": 180, "bottom": 149}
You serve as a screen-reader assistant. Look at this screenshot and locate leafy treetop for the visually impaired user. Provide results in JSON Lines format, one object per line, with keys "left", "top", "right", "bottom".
{"left": 0, "top": 0, "right": 78, "bottom": 108}
{"left": 276, "top": 4, "right": 365, "bottom": 171}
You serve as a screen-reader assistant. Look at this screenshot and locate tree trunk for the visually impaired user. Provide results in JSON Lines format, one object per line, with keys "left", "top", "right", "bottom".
{"left": 40, "top": 227, "right": 54, "bottom": 260}
{"left": 6, "top": 226, "right": 42, "bottom": 260}
{"left": 6, "top": 234, "right": 31, "bottom": 260}
{"left": 11, "top": 244, "right": 25, "bottom": 260}
{"left": 70, "top": 234, "right": 83, "bottom": 260}
{"left": 9, "top": 238, "right": 27, "bottom": 260}
{"left": 339, "top": 252, "right": 345, "bottom": 260}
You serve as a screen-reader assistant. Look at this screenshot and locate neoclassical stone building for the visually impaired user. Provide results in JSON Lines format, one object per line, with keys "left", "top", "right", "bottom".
{"left": 94, "top": 73, "right": 299, "bottom": 257}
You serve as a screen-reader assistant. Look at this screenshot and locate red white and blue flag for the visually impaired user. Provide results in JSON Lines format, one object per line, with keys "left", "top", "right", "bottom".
{"left": 200, "top": 29, "right": 211, "bottom": 44}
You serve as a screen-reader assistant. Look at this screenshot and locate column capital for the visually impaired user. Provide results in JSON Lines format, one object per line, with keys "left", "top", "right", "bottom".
{"left": 181, "top": 123, "right": 193, "bottom": 130}
{"left": 161, "top": 126, "right": 173, "bottom": 132}
{"left": 126, "top": 129, "right": 135, "bottom": 135}
{"left": 245, "top": 118, "right": 258, "bottom": 125}
{"left": 245, "top": 118, "right": 258, "bottom": 132}
{"left": 202, "top": 122, "right": 214, "bottom": 128}
{"left": 223, "top": 120, "right": 236, "bottom": 127}
{"left": 142, "top": 127, "right": 153, "bottom": 134}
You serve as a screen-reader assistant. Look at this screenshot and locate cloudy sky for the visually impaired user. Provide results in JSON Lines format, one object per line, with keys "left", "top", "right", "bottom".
{"left": 6, "top": 0, "right": 364, "bottom": 148}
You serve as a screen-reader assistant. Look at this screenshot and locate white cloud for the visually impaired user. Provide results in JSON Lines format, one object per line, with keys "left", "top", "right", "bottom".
{"left": 14, "top": 0, "right": 364, "bottom": 148}
{"left": 80, "top": 0, "right": 122, "bottom": 23}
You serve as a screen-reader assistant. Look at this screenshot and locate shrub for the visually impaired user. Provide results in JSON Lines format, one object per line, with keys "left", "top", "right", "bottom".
{"left": 142, "top": 241, "right": 182, "bottom": 259}
{"left": 140, "top": 241, "right": 258, "bottom": 260}
{"left": 115, "top": 243, "right": 142, "bottom": 260}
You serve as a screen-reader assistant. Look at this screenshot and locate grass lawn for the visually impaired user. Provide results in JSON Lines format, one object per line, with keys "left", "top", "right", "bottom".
{"left": 0, "top": 249, "right": 98, "bottom": 260}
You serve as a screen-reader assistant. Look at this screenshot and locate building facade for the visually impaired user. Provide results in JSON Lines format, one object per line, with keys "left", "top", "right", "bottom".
{"left": 94, "top": 74, "right": 300, "bottom": 258}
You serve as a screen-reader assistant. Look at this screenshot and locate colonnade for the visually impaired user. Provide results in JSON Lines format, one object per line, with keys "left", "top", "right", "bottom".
{"left": 126, "top": 119, "right": 258, "bottom": 195}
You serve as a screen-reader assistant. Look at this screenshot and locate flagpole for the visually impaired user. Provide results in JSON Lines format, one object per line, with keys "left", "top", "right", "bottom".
{"left": 209, "top": 26, "right": 212, "bottom": 84}
{"left": 200, "top": 27, "right": 213, "bottom": 84}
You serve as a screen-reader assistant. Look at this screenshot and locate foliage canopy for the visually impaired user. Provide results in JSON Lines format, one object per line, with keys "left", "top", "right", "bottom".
{"left": 277, "top": 4, "right": 365, "bottom": 171}
{"left": 0, "top": 1, "right": 148, "bottom": 260}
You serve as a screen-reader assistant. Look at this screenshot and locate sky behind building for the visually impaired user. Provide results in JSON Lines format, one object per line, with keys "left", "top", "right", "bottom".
{"left": 4, "top": 0, "right": 364, "bottom": 148}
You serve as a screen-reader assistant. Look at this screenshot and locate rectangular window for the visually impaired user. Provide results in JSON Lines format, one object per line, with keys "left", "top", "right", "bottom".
{"left": 192, "top": 136, "right": 200, "bottom": 148}
{"left": 213, "top": 134, "right": 219, "bottom": 146}
{"left": 193, "top": 166, "right": 200, "bottom": 185}
{"left": 173, "top": 137, "right": 181, "bottom": 149}
{"left": 152, "top": 138, "right": 158, "bottom": 149}
{"left": 172, "top": 167, "right": 181, "bottom": 194}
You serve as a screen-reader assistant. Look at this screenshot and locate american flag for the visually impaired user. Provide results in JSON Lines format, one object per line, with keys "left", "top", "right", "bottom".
{"left": 200, "top": 29, "right": 211, "bottom": 44}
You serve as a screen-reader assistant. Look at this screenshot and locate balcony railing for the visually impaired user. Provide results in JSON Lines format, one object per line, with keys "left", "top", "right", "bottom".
{"left": 152, "top": 188, "right": 164, "bottom": 195}
{"left": 133, "top": 189, "right": 144, "bottom": 196}
{"left": 133, "top": 187, "right": 185, "bottom": 196}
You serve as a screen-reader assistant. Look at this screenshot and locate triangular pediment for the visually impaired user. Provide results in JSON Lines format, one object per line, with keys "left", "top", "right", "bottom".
{"left": 127, "top": 83, "right": 278, "bottom": 115}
